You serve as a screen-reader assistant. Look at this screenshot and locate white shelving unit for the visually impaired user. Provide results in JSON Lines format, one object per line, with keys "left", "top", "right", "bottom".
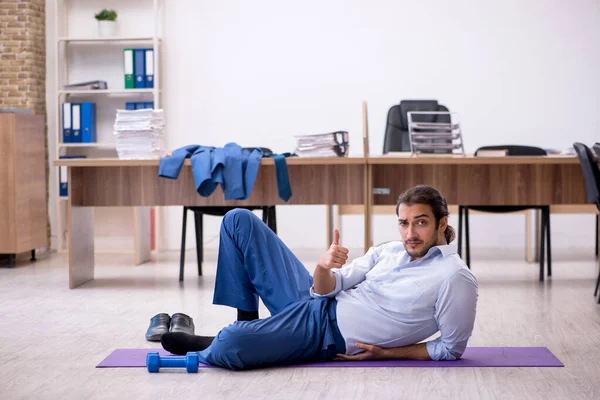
{"left": 58, "top": 37, "right": 158, "bottom": 43}
{"left": 54, "top": 0, "right": 164, "bottom": 258}
{"left": 58, "top": 89, "right": 157, "bottom": 95}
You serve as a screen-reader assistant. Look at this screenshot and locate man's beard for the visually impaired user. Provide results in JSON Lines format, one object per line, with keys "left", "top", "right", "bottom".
{"left": 406, "top": 228, "right": 439, "bottom": 259}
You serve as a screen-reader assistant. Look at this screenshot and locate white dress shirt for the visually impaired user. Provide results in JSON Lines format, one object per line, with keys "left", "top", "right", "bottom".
{"left": 311, "top": 241, "right": 478, "bottom": 360}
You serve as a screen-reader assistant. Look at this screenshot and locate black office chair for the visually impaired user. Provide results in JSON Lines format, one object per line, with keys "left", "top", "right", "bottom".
{"left": 594, "top": 143, "right": 600, "bottom": 258}
{"left": 179, "top": 147, "right": 278, "bottom": 281}
{"left": 573, "top": 142, "right": 600, "bottom": 303}
{"left": 179, "top": 205, "right": 276, "bottom": 281}
{"left": 457, "top": 145, "right": 552, "bottom": 281}
{"left": 592, "top": 143, "right": 600, "bottom": 160}
{"left": 383, "top": 100, "right": 451, "bottom": 153}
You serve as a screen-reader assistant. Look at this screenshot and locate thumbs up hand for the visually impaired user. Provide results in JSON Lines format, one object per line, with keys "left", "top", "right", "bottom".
{"left": 318, "top": 228, "right": 350, "bottom": 270}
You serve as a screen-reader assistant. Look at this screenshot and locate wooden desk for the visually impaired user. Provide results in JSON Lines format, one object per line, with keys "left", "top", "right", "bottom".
{"left": 54, "top": 157, "right": 367, "bottom": 288}
{"left": 55, "top": 155, "right": 590, "bottom": 288}
{"left": 366, "top": 155, "right": 588, "bottom": 247}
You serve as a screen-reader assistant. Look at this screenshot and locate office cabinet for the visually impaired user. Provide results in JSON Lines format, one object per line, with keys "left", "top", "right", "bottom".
{"left": 0, "top": 113, "right": 48, "bottom": 265}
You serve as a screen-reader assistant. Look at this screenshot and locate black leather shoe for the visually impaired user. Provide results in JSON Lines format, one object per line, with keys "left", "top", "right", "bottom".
{"left": 169, "top": 313, "right": 195, "bottom": 335}
{"left": 145, "top": 313, "right": 171, "bottom": 342}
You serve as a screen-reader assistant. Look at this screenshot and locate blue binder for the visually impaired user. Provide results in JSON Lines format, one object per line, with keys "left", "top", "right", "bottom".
{"left": 126, "top": 101, "right": 151, "bottom": 109}
{"left": 59, "top": 155, "right": 87, "bottom": 196}
{"left": 134, "top": 49, "right": 146, "bottom": 88}
{"left": 62, "top": 102, "right": 72, "bottom": 143}
{"left": 144, "top": 48, "right": 154, "bottom": 88}
{"left": 80, "top": 102, "right": 96, "bottom": 143}
{"left": 71, "top": 103, "right": 82, "bottom": 143}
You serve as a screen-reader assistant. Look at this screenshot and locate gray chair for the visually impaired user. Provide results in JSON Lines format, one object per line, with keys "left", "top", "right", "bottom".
{"left": 573, "top": 142, "right": 600, "bottom": 302}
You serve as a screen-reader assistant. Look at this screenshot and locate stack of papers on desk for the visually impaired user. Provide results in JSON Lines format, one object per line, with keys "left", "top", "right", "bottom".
{"left": 113, "top": 109, "right": 166, "bottom": 159}
{"left": 294, "top": 131, "right": 349, "bottom": 157}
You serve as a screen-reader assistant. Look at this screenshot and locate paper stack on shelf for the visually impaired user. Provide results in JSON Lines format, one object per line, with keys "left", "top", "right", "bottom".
{"left": 113, "top": 108, "right": 166, "bottom": 159}
{"left": 294, "top": 131, "right": 349, "bottom": 157}
{"left": 63, "top": 80, "right": 108, "bottom": 90}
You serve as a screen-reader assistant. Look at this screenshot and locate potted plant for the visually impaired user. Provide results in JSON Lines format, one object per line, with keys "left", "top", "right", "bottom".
{"left": 95, "top": 9, "right": 118, "bottom": 37}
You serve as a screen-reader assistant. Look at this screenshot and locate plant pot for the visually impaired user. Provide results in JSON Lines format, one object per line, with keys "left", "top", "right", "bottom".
{"left": 97, "top": 20, "right": 117, "bottom": 37}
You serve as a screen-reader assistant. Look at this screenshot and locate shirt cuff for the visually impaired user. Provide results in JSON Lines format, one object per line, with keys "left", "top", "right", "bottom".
{"left": 426, "top": 337, "right": 459, "bottom": 361}
{"left": 310, "top": 270, "right": 342, "bottom": 298}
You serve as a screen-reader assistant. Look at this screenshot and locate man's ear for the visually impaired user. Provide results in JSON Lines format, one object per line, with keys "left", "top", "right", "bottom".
{"left": 438, "top": 216, "right": 448, "bottom": 232}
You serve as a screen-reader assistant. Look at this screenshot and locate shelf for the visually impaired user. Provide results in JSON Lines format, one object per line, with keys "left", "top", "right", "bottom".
{"left": 58, "top": 37, "right": 161, "bottom": 43}
{"left": 59, "top": 89, "right": 156, "bottom": 96}
{"left": 54, "top": 0, "right": 164, "bottom": 255}
{"left": 59, "top": 143, "right": 116, "bottom": 148}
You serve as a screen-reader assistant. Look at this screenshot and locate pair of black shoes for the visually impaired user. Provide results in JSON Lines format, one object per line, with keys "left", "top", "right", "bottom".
{"left": 145, "top": 313, "right": 195, "bottom": 342}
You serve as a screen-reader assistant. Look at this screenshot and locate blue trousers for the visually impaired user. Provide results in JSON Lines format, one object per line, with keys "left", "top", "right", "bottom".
{"left": 197, "top": 209, "right": 346, "bottom": 370}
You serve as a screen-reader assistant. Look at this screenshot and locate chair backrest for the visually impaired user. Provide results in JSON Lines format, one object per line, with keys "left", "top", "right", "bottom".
{"left": 573, "top": 142, "right": 600, "bottom": 207}
{"left": 593, "top": 143, "right": 600, "bottom": 160}
{"left": 244, "top": 147, "right": 272, "bottom": 153}
{"left": 383, "top": 100, "right": 450, "bottom": 153}
{"left": 399, "top": 100, "right": 450, "bottom": 128}
{"left": 474, "top": 145, "right": 547, "bottom": 156}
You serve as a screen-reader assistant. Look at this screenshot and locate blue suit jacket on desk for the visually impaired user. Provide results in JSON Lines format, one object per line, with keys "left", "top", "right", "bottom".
{"left": 158, "top": 143, "right": 292, "bottom": 201}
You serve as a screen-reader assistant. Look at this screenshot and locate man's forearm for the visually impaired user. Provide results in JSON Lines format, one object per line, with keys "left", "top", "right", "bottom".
{"left": 313, "top": 266, "right": 336, "bottom": 295}
{"left": 381, "top": 343, "right": 431, "bottom": 360}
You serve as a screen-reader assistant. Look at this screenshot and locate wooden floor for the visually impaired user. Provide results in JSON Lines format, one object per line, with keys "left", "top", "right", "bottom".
{"left": 1, "top": 247, "right": 600, "bottom": 399}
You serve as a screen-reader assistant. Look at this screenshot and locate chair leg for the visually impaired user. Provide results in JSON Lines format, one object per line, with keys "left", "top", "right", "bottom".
{"left": 30, "top": 249, "right": 36, "bottom": 262}
{"left": 457, "top": 206, "right": 463, "bottom": 258}
{"left": 596, "top": 271, "right": 600, "bottom": 303}
{"left": 179, "top": 207, "right": 187, "bottom": 282}
{"left": 595, "top": 214, "right": 598, "bottom": 257}
{"left": 546, "top": 207, "right": 552, "bottom": 277}
{"left": 261, "top": 207, "right": 269, "bottom": 224}
{"left": 539, "top": 210, "right": 546, "bottom": 282}
{"left": 465, "top": 207, "right": 470, "bottom": 268}
{"left": 596, "top": 227, "right": 600, "bottom": 299}
{"left": 194, "top": 211, "right": 203, "bottom": 276}
{"left": 269, "top": 206, "right": 277, "bottom": 234}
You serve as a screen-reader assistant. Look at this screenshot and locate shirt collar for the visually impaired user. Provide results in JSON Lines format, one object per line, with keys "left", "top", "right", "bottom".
{"left": 435, "top": 244, "right": 455, "bottom": 258}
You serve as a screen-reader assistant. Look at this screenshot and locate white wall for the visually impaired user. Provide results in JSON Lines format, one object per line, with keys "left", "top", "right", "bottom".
{"left": 46, "top": 0, "right": 600, "bottom": 253}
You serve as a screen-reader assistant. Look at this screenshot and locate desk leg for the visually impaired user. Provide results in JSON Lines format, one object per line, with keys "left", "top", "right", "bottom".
{"left": 525, "top": 209, "right": 540, "bottom": 263}
{"left": 134, "top": 206, "right": 152, "bottom": 265}
{"left": 335, "top": 206, "right": 342, "bottom": 243}
{"left": 364, "top": 164, "right": 372, "bottom": 253}
{"left": 326, "top": 205, "right": 333, "bottom": 248}
{"left": 68, "top": 205, "right": 95, "bottom": 288}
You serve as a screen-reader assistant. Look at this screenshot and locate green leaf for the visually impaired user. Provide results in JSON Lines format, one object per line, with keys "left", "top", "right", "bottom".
{"left": 94, "top": 9, "right": 117, "bottom": 21}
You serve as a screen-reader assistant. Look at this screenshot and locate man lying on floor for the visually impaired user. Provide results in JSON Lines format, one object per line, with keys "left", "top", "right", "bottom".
{"left": 161, "top": 185, "right": 478, "bottom": 370}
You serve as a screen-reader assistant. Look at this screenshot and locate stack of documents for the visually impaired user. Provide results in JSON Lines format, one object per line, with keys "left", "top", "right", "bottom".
{"left": 63, "top": 80, "right": 108, "bottom": 90}
{"left": 294, "top": 131, "right": 349, "bottom": 157}
{"left": 114, "top": 109, "right": 165, "bottom": 159}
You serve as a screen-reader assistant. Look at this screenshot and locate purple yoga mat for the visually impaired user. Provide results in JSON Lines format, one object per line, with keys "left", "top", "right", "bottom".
{"left": 96, "top": 347, "right": 563, "bottom": 368}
